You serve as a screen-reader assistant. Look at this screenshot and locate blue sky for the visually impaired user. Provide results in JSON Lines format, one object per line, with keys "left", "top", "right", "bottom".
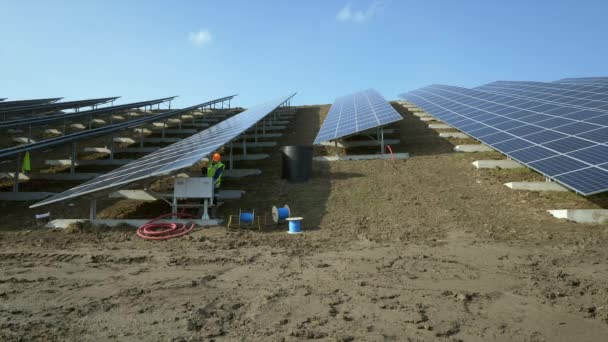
{"left": 1, "top": 0, "right": 607, "bottom": 108}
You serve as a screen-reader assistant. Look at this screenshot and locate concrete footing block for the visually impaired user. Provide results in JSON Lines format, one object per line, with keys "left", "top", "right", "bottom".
{"left": 44, "top": 129, "right": 62, "bottom": 135}
{"left": 428, "top": 124, "right": 451, "bottom": 129}
{"left": 439, "top": 132, "right": 469, "bottom": 139}
{"left": 0, "top": 192, "right": 56, "bottom": 201}
{"left": 505, "top": 182, "right": 568, "bottom": 192}
{"left": 454, "top": 145, "right": 494, "bottom": 152}
{"left": 7, "top": 129, "right": 23, "bottom": 134}
{"left": 12, "top": 137, "right": 35, "bottom": 144}
{"left": 314, "top": 153, "right": 410, "bottom": 162}
{"left": 114, "top": 137, "right": 136, "bottom": 144}
{"left": 413, "top": 112, "right": 431, "bottom": 118}
{"left": 473, "top": 160, "right": 523, "bottom": 169}
{"left": 92, "top": 119, "right": 106, "bottom": 125}
{"left": 134, "top": 128, "right": 152, "bottom": 135}
{"left": 46, "top": 218, "right": 222, "bottom": 229}
{"left": 321, "top": 139, "right": 400, "bottom": 148}
{"left": 70, "top": 124, "right": 86, "bottom": 130}
{"left": 547, "top": 209, "right": 608, "bottom": 224}
{"left": 111, "top": 115, "right": 125, "bottom": 121}
{"left": 420, "top": 117, "right": 437, "bottom": 122}
{"left": 84, "top": 147, "right": 111, "bottom": 154}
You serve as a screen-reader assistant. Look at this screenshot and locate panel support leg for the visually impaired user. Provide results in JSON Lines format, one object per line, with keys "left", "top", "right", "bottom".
{"left": 70, "top": 142, "right": 77, "bottom": 175}
{"left": 229, "top": 142, "right": 234, "bottom": 170}
{"left": 13, "top": 153, "right": 21, "bottom": 193}
{"left": 89, "top": 199, "right": 97, "bottom": 220}
{"left": 380, "top": 127, "right": 385, "bottom": 154}
{"left": 242, "top": 138, "right": 247, "bottom": 156}
{"left": 109, "top": 135, "right": 115, "bottom": 160}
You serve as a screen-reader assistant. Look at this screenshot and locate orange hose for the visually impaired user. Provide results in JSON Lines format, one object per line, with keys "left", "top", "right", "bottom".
{"left": 137, "top": 213, "right": 196, "bottom": 240}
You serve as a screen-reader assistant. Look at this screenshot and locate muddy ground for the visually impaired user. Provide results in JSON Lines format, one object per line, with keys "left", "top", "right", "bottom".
{"left": 0, "top": 103, "right": 607, "bottom": 341}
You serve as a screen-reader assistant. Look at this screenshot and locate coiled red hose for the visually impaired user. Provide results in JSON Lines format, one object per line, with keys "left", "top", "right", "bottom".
{"left": 137, "top": 213, "right": 196, "bottom": 240}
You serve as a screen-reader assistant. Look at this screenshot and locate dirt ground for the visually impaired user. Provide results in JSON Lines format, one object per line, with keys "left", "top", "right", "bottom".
{"left": 0, "top": 103, "right": 607, "bottom": 341}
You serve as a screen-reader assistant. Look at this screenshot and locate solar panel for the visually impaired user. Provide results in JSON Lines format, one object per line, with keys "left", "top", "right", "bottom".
{"left": 400, "top": 84, "right": 608, "bottom": 196}
{"left": 0, "top": 96, "right": 176, "bottom": 130}
{"left": 0, "top": 95, "right": 234, "bottom": 159}
{"left": 0, "top": 97, "right": 119, "bottom": 117}
{"left": 0, "top": 98, "right": 62, "bottom": 109}
{"left": 556, "top": 77, "right": 608, "bottom": 86}
{"left": 314, "top": 89, "right": 402, "bottom": 144}
{"left": 476, "top": 81, "right": 608, "bottom": 112}
{"left": 30, "top": 93, "right": 295, "bottom": 208}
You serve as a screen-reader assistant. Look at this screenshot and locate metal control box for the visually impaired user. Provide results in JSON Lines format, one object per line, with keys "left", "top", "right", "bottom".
{"left": 174, "top": 177, "right": 213, "bottom": 199}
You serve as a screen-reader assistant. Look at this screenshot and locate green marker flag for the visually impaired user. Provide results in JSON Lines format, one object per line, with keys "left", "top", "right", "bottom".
{"left": 21, "top": 151, "right": 31, "bottom": 173}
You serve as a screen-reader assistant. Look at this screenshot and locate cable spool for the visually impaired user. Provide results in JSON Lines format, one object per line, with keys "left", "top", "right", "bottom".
{"left": 272, "top": 204, "right": 291, "bottom": 223}
{"left": 239, "top": 209, "right": 255, "bottom": 224}
{"left": 286, "top": 217, "right": 303, "bottom": 234}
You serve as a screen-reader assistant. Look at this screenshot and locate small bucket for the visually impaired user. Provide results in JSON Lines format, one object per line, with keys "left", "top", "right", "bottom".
{"left": 286, "top": 217, "right": 303, "bottom": 234}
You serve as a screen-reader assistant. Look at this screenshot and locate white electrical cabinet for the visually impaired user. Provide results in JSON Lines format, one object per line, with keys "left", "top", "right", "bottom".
{"left": 174, "top": 177, "right": 213, "bottom": 199}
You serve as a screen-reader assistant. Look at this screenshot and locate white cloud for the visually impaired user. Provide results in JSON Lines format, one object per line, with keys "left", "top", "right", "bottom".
{"left": 336, "top": 1, "right": 383, "bottom": 23}
{"left": 189, "top": 30, "right": 213, "bottom": 47}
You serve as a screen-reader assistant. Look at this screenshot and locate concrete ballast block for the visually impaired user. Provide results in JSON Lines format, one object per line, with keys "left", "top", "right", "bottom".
{"left": 454, "top": 145, "right": 494, "bottom": 153}
{"left": 505, "top": 182, "right": 568, "bottom": 192}
{"left": 472, "top": 160, "right": 523, "bottom": 169}
{"left": 547, "top": 209, "right": 608, "bottom": 224}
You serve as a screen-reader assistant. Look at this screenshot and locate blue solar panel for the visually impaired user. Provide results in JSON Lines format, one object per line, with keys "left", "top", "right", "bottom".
{"left": 400, "top": 84, "right": 608, "bottom": 195}
{"left": 476, "top": 81, "right": 608, "bottom": 113}
{"left": 556, "top": 77, "right": 608, "bottom": 86}
{"left": 314, "top": 89, "right": 402, "bottom": 144}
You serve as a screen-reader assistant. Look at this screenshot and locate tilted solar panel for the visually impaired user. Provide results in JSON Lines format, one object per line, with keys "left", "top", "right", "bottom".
{"left": 556, "top": 77, "right": 608, "bottom": 86}
{"left": 0, "top": 96, "right": 176, "bottom": 130}
{"left": 314, "top": 89, "right": 402, "bottom": 144}
{"left": 476, "top": 81, "right": 608, "bottom": 112}
{"left": 0, "top": 96, "right": 234, "bottom": 159}
{"left": 0, "top": 97, "right": 62, "bottom": 109}
{"left": 30, "top": 93, "right": 295, "bottom": 208}
{"left": 0, "top": 97, "right": 119, "bottom": 117}
{"left": 400, "top": 85, "right": 608, "bottom": 195}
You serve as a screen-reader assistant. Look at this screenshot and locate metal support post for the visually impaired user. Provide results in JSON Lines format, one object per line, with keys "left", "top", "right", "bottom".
{"left": 262, "top": 119, "right": 266, "bottom": 135}
{"left": 70, "top": 142, "right": 77, "bottom": 175}
{"left": 109, "top": 135, "right": 115, "bottom": 160}
{"left": 335, "top": 140, "right": 339, "bottom": 157}
{"left": 229, "top": 142, "right": 234, "bottom": 170}
{"left": 254, "top": 123, "right": 258, "bottom": 143}
{"left": 228, "top": 98, "right": 231, "bottom": 108}
{"left": 380, "top": 127, "right": 385, "bottom": 154}
{"left": 62, "top": 119, "right": 67, "bottom": 135}
{"left": 89, "top": 199, "right": 97, "bottom": 220}
{"left": 28, "top": 125, "right": 32, "bottom": 143}
{"left": 242, "top": 138, "right": 247, "bottom": 156}
{"left": 13, "top": 153, "right": 22, "bottom": 193}
{"left": 140, "top": 133, "right": 144, "bottom": 148}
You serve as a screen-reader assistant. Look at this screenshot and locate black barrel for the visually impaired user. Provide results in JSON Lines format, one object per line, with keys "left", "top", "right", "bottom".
{"left": 281, "top": 145, "right": 313, "bottom": 182}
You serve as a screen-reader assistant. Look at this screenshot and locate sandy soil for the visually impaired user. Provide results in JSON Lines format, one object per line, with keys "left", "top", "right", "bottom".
{"left": 0, "top": 103, "right": 607, "bottom": 341}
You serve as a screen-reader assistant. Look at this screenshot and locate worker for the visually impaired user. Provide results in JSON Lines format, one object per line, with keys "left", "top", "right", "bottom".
{"left": 207, "top": 153, "right": 225, "bottom": 191}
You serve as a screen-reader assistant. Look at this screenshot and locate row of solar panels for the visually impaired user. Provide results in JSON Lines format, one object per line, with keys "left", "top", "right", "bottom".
{"left": 30, "top": 93, "right": 295, "bottom": 208}
{"left": 400, "top": 78, "right": 608, "bottom": 196}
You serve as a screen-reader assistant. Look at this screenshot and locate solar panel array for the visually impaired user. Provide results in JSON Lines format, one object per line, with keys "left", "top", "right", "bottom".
{"left": 314, "top": 89, "right": 402, "bottom": 144}
{"left": 31, "top": 93, "right": 295, "bottom": 208}
{"left": 556, "top": 77, "right": 608, "bottom": 86}
{"left": 0, "top": 95, "right": 234, "bottom": 159}
{"left": 0, "top": 98, "right": 62, "bottom": 109}
{"left": 476, "top": 81, "right": 608, "bottom": 112}
{"left": 400, "top": 84, "right": 608, "bottom": 195}
{"left": 0, "top": 96, "right": 176, "bottom": 130}
{"left": 0, "top": 97, "right": 119, "bottom": 117}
